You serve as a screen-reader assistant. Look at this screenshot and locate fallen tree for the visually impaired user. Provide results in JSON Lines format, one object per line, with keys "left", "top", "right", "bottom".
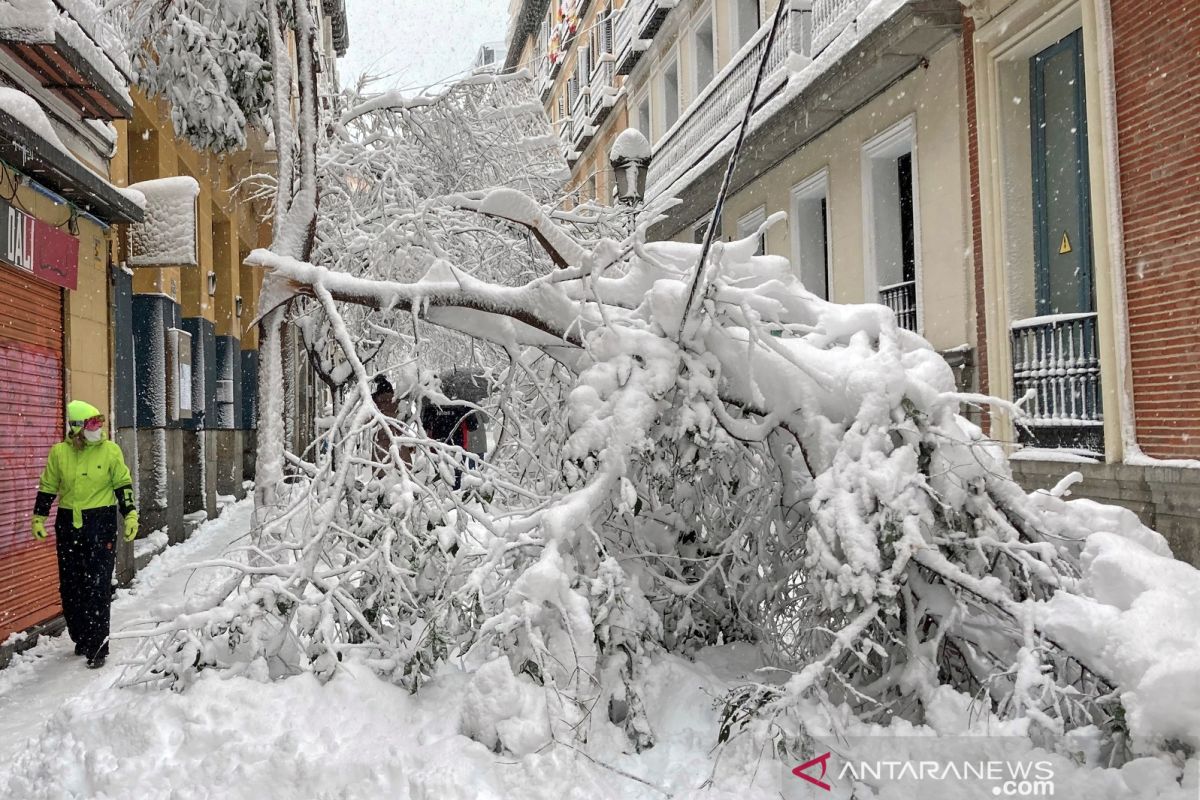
{"left": 115, "top": 43, "right": 1195, "bottom": 787}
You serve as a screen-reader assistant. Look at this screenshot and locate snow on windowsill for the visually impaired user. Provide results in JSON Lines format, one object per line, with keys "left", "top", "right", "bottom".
{"left": 1125, "top": 451, "right": 1200, "bottom": 470}
{"left": 1010, "top": 447, "right": 1102, "bottom": 464}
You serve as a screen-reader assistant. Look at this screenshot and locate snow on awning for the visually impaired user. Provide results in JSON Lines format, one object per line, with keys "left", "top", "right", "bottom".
{"left": 125, "top": 176, "right": 201, "bottom": 267}
{"left": 0, "top": 0, "right": 132, "bottom": 119}
{"left": 0, "top": 86, "right": 142, "bottom": 224}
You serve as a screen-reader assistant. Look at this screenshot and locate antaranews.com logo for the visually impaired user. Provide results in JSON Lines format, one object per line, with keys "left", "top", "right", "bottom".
{"left": 783, "top": 738, "right": 1056, "bottom": 799}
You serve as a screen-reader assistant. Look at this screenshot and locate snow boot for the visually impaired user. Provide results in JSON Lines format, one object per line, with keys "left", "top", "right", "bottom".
{"left": 86, "top": 654, "right": 106, "bottom": 669}
{"left": 74, "top": 643, "right": 85, "bottom": 656}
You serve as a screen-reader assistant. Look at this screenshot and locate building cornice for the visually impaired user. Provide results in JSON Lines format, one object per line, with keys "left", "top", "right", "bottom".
{"left": 503, "top": 0, "right": 552, "bottom": 71}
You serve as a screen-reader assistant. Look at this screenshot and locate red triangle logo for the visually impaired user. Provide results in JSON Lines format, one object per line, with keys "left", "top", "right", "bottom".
{"left": 792, "top": 752, "right": 833, "bottom": 791}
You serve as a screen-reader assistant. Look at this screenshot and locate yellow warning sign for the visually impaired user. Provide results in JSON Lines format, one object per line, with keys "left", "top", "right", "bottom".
{"left": 1059, "top": 231, "right": 1072, "bottom": 254}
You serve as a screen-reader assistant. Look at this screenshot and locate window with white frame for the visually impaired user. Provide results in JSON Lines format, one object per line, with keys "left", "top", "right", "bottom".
{"left": 660, "top": 52, "right": 681, "bottom": 135}
{"left": 634, "top": 89, "right": 651, "bottom": 141}
{"left": 862, "top": 118, "right": 919, "bottom": 332}
{"left": 692, "top": 11, "right": 716, "bottom": 97}
{"left": 737, "top": 205, "right": 767, "bottom": 256}
{"left": 790, "top": 169, "right": 831, "bottom": 300}
{"left": 693, "top": 218, "right": 711, "bottom": 244}
{"left": 732, "top": 0, "right": 760, "bottom": 51}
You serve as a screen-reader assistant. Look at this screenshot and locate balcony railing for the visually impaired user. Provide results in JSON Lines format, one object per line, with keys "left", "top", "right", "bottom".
{"left": 812, "top": 0, "right": 870, "bottom": 54}
{"left": 644, "top": 0, "right": 927, "bottom": 206}
{"left": 615, "top": 0, "right": 677, "bottom": 74}
{"left": 589, "top": 57, "right": 617, "bottom": 125}
{"left": 1010, "top": 312, "right": 1102, "bottom": 440}
{"left": 646, "top": 9, "right": 793, "bottom": 199}
{"left": 879, "top": 280, "right": 917, "bottom": 332}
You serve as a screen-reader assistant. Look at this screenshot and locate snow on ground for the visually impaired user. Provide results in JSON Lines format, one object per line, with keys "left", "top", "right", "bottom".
{"left": 1, "top": 496, "right": 1198, "bottom": 799}
{"left": 0, "top": 501, "right": 254, "bottom": 780}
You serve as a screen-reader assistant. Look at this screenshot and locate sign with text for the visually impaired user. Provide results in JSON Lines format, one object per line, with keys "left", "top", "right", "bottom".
{"left": 0, "top": 197, "right": 79, "bottom": 290}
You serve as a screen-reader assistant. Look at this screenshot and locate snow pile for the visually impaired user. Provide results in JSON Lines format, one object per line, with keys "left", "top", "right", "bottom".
{"left": 460, "top": 657, "right": 551, "bottom": 756}
{"left": 55, "top": 0, "right": 131, "bottom": 78}
{"left": 0, "top": 652, "right": 771, "bottom": 800}
{"left": 1036, "top": 529, "right": 1200, "bottom": 751}
{"left": 131, "top": 528, "right": 169, "bottom": 561}
{"left": 610, "top": 127, "right": 651, "bottom": 162}
{"left": 3, "top": 645, "right": 1196, "bottom": 798}
{"left": 126, "top": 176, "right": 200, "bottom": 267}
{"left": 0, "top": 87, "right": 75, "bottom": 158}
{"left": 0, "top": 0, "right": 52, "bottom": 41}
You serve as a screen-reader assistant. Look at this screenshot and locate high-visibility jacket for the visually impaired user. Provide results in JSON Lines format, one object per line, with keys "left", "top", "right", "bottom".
{"left": 35, "top": 435, "right": 135, "bottom": 529}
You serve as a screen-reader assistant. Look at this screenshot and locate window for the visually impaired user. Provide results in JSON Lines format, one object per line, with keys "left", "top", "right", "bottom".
{"left": 602, "top": 2, "right": 614, "bottom": 54}
{"left": 995, "top": 22, "right": 1101, "bottom": 449}
{"left": 661, "top": 54, "right": 681, "bottom": 134}
{"left": 578, "top": 46, "right": 591, "bottom": 90}
{"left": 692, "top": 13, "right": 716, "bottom": 97}
{"left": 635, "top": 90, "right": 651, "bottom": 141}
{"left": 862, "top": 118, "right": 919, "bottom": 332}
{"left": 693, "top": 219, "right": 711, "bottom": 244}
{"left": 732, "top": 0, "right": 760, "bottom": 51}
{"left": 790, "top": 170, "right": 831, "bottom": 300}
{"left": 737, "top": 206, "right": 767, "bottom": 256}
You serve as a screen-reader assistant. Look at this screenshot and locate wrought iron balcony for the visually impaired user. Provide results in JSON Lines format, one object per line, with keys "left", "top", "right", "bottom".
{"left": 1010, "top": 312, "right": 1103, "bottom": 450}
{"left": 615, "top": 0, "right": 678, "bottom": 74}
{"left": 879, "top": 280, "right": 917, "bottom": 332}
{"left": 646, "top": 9, "right": 794, "bottom": 199}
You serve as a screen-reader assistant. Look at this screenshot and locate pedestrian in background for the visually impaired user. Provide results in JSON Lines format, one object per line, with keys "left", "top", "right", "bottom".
{"left": 30, "top": 400, "right": 138, "bottom": 669}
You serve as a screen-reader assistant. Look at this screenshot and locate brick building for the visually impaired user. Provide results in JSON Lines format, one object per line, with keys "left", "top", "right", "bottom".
{"left": 965, "top": 0, "right": 1200, "bottom": 563}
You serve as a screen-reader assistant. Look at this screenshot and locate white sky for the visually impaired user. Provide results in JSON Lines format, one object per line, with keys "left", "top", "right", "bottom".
{"left": 340, "top": 0, "right": 510, "bottom": 93}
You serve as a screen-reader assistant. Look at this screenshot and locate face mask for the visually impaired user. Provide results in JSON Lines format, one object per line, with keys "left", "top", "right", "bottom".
{"left": 83, "top": 428, "right": 103, "bottom": 442}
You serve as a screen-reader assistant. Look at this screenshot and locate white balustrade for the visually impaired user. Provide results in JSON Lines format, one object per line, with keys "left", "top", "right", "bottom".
{"left": 1010, "top": 312, "right": 1102, "bottom": 427}
{"left": 879, "top": 280, "right": 917, "bottom": 332}
{"left": 811, "top": 0, "right": 869, "bottom": 55}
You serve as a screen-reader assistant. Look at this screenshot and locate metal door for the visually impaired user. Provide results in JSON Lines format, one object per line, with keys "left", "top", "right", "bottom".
{"left": 0, "top": 263, "right": 64, "bottom": 641}
{"left": 1031, "top": 29, "right": 1095, "bottom": 315}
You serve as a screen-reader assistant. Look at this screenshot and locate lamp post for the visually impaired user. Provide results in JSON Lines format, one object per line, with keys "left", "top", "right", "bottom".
{"left": 609, "top": 128, "right": 651, "bottom": 207}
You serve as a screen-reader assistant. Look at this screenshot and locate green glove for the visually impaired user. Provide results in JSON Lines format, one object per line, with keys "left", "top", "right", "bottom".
{"left": 123, "top": 511, "right": 139, "bottom": 542}
{"left": 31, "top": 515, "right": 47, "bottom": 541}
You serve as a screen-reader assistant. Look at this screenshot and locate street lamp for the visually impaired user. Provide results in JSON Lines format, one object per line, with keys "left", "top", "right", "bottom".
{"left": 609, "top": 128, "right": 651, "bottom": 206}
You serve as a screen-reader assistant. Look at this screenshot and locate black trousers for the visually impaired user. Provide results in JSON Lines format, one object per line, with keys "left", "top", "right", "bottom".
{"left": 54, "top": 507, "right": 117, "bottom": 660}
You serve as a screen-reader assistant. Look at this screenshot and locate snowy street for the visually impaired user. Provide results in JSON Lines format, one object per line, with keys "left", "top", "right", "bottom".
{"left": 0, "top": 501, "right": 784, "bottom": 800}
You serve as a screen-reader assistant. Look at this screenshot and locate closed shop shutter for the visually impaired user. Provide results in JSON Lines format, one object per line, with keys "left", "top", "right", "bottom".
{"left": 0, "top": 262, "right": 64, "bottom": 641}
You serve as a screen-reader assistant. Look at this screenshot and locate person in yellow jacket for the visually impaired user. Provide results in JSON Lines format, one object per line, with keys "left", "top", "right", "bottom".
{"left": 30, "top": 400, "right": 138, "bottom": 669}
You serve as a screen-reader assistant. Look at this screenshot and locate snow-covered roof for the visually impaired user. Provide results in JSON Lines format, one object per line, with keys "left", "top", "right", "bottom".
{"left": 0, "top": 0, "right": 132, "bottom": 118}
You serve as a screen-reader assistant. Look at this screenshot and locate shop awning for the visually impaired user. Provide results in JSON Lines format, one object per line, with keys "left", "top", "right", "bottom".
{"left": 0, "top": 97, "right": 143, "bottom": 224}
{"left": 1, "top": 30, "right": 131, "bottom": 119}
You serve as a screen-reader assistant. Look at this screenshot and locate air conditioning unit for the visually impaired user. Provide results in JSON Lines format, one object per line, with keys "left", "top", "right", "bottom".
{"left": 216, "top": 380, "right": 234, "bottom": 404}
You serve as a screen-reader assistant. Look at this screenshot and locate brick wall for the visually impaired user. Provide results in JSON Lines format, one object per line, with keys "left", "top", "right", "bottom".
{"left": 1111, "top": 1, "right": 1200, "bottom": 459}
{"left": 962, "top": 13, "right": 989, "bottom": 413}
